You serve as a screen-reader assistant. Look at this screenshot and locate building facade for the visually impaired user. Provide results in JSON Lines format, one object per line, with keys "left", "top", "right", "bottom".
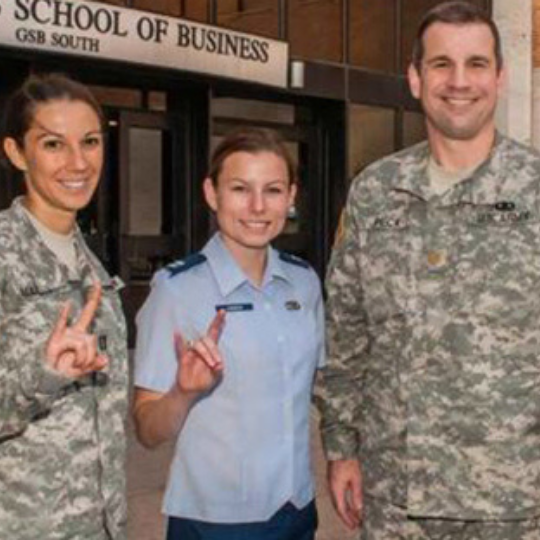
{"left": 0, "top": 0, "right": 491, "bottom": 334}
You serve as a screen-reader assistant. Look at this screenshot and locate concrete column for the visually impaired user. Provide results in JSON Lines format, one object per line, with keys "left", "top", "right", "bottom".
{"left": 493, "top": 0, "right": 533, "bottom": 145}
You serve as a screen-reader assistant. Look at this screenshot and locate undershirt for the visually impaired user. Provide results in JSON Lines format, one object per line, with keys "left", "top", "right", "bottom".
{"left": 22, "top": 206, "right": 78, "bottom": 275}
{"left": 427, "top": 156, "right": 477, "bottom": 198}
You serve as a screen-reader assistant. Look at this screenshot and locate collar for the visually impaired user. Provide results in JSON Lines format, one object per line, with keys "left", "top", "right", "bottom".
{"left": 9, "top": 197, "right": 103, "bottom": 285}
{"left": 203, "top": 233, "right": 291, "bottom": 297}
{"left": 393, "top": 132, "right": 507, "bottom": 205}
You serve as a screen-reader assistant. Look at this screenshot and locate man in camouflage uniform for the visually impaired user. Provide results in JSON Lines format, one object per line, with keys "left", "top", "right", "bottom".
{"left": 317, "top": 2, "right": 540, "bottom": 538}
{"left": 0, "top": 198, "right": 129, "bottom": 540}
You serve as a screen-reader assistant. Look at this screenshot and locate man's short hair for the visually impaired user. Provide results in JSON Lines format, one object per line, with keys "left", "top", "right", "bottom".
{"left": 411, "top": 1, "right": 503, "bottom": 72}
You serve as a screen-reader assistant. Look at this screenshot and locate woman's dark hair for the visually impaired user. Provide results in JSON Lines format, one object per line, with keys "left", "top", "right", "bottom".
{"left": 411, "top": 1, "right": 503, "bottom": 72}
{"left": 208, "top": 127, "right": 297, "bottom": 186}
{"left": 1, "top": 72, "right": 105, "bottom": 152}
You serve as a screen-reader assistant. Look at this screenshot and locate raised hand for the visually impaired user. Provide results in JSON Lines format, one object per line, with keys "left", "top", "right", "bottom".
{"left": 174, "top": 310, "right": 226, "bottom": 398}
{"left": 45, "top": 283, "right": 108, "bottom": 378}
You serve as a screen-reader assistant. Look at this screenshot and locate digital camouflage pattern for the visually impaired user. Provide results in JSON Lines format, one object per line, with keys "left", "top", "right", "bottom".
{"left": 318, "top": 134, "right": 540, "bottom": 531}
{"left": 0, "top": 198, "right": 129, "bottom": 539}
{"left": 360, "top": 497, "right": 540, "bottom": 540}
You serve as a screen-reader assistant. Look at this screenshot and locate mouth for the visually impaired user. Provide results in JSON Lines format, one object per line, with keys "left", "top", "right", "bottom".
{"left": 442, "top": 97, "right": 477, "bottom": 107}
{"left": 241, "top": 220, "right": 271, "bottom": 231}
{"left": 59, "top": 179, "right": 91, "bottom": 191}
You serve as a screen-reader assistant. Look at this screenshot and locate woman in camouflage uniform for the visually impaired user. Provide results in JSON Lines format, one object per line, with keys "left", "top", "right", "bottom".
{"left": 0, "top": 74, "right": 128, "bottom": 540}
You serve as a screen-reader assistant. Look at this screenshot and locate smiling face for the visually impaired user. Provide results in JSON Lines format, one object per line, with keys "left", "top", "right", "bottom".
{"left": 3, "top": 98, "right": 104, "bottom": 232}
{"left": 408, "top": 21, "right": 503, "bottom": 146}
{"left": 203, "top": 150, "right": 296, "bottom": 261}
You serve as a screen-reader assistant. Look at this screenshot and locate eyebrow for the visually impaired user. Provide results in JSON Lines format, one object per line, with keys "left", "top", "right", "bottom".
{"left": 425, "top": 54, "right": 492, "bottom": 65}
{"left": 31, "top": 120, "right": 103, "bottom": 139}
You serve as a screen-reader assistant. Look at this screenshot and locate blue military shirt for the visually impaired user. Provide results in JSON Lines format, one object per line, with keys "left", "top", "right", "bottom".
{"left": 134, "top": 233, "right": 325, "bottom": 523}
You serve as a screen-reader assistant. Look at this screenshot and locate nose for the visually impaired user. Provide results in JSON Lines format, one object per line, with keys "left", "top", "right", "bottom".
{"left": 447, "top": 64, "right": 470, "bottom": 89}
{"left": 67, "top": 144, "right": 89, "bottom": 170}
{"left": 249, "top": 190, "right": 266, "bottom": 213}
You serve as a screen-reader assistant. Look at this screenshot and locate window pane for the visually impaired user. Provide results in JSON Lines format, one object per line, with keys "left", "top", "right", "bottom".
{"left": 350, "top": 0, "right": 396, "bottom": 72}
{"left": 183, "top": 0, "right": 209, "bottom": 22}
{"left": 148, "top": 91, "right": 167, "bottom": 112}
{"left": 289, "top": 0, "right": 343, "bottom": 62}
{"left": 88, "top": 85, "right": 142, "bottom": 109}
{"left": 213, "top": 97, "right": 295, "bottom": 124}
{"left": 402, "top": 110, "right": 427, "bottom": 147}
{"left": 128, "top": 128, "right": 163, "bottom": 235}
{"left": 348, "top": 105, "right": 395, "bottom": 178}
{"left": 217, "top": 0, "right": 279, "bottom": 39}
{"left": 133, "top": 0, "right": 181, "bottom": 17}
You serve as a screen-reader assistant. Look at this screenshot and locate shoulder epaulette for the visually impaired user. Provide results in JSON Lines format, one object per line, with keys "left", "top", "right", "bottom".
{"left": 279, "top": 251, "right": 310, "bottom": 269}
{"left": 166, "top": 253, "right": 207, "bottom": 278}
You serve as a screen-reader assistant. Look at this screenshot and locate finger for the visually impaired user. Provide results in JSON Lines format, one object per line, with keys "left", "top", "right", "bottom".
{"left": 330, "top": 474, "right": 358, "bottom": 530}
{"left": 74, "top": 282, "right": 102, "bottom": 332}
{"left": 90, "top": 354, "right": 109, "bottom": 372}
{"left": 198, "top": 335, "right": 224, "bottom": 368}
{"left": 350, "top": 476, "right": 363, "bottom": 517}
{"left": 47, "top": 333, "right": 83, "bottom": 370}
{"left": 332, "top": 484, "right": 353, "bottom": 529}
{"left": 207, "top": 310, "right": 226, "bottom": 343}
{"left": 69, "top": 338, "right": 89, "bottom": 369}
{"left": 79, "top": 334, "right": 98, "bottom": 371}
{"left": 174, "top": 332, "right": 185, "bottom": 363}
{"left": 50, "top": 302, "right": 71, "bottom": 340}
{"left": 191, "top": 339, "right": 223, "bottom": 371}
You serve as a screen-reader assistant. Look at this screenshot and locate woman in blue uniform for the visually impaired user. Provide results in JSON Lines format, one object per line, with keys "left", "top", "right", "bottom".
{"left": 133, "top": 127, "right": 324, "bottom": 540}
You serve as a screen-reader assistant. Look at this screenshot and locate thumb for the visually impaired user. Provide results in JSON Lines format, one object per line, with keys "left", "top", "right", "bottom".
{"left": 174, "top": 331, "right": 185, "bottom": 362}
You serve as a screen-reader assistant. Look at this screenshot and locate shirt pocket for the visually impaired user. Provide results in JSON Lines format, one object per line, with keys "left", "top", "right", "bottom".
{"left": 455, "top": 206, "right": 540, "bottom": 320}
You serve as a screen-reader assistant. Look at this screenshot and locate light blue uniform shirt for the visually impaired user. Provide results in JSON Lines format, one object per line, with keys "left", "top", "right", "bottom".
{"left": 134, "top": 233, "right": 325, "bottom": 523}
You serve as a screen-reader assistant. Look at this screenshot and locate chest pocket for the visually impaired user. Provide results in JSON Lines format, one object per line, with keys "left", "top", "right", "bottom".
{"left": 455, "top": 205, "right": 540, "bottom": 315}
{"left": 359, "top": 211, "right": 418, "bottom": 324}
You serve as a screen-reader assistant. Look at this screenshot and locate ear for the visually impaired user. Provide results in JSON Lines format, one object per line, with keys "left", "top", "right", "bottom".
{"left": 496, "top": 65, "right": 507, "bottom": 97}
{"left": 407, "top": 63, "right": 422, "bottom": 100}
{"left": 288, "top": 182, "right": 298, "bottom": 208}
{"left": 203, "top": 177, "right": 218, "bottom": 212}
{"left": 3, "top": 138, "right": 28, "bottom": 172}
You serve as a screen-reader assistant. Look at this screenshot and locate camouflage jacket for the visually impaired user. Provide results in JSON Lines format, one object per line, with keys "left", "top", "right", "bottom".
{"left": 0, "top": 198, "right": 129, "bottom": 539}
{"left": 318, "top": 134, "right": 540, "bottom": 520}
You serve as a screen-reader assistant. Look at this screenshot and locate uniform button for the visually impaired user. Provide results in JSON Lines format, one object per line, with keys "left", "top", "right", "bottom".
{"left": 264, "top": 302, "right": 272, "bottom": 311}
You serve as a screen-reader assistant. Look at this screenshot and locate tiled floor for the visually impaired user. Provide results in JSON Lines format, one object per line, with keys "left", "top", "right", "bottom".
{"left": 127, "top": 409, "right": 357, "bottom": 540}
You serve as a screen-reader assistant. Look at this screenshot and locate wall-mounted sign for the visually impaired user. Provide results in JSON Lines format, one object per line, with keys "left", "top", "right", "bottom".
{"left": 0, "top": 0, "right": 289, "bottom": 88}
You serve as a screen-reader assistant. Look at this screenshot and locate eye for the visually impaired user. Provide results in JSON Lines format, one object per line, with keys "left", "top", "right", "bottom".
{"left": 82, "top": 135, "right": 103, "bottom": 148}
{"left": 470, "top": 60, "right": 489, "bottom": 69}
{"left": 432, "top": 60, "right": 450, "bottom": 70}
{"left": 42, "top": 138, "right": 63, "bottom": 151}
{"left": 230, "top": 184, "right": 247, "bottom": 193}
{"left": 266, "top": 185, "right": 285, "bottom": 195}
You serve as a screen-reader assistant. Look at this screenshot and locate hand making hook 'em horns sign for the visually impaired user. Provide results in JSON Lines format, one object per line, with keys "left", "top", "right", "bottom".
{"left": 173, "top": 309, "right": 227, "bottom": 397}
{"left": 45, "top": 282, "right": 108, "bottom": 378}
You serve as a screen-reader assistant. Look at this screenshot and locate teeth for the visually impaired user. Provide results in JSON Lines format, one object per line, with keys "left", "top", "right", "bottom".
{"left": 61, "top": 181, "right": 86, "bottom": 190}
{"left": 446, "top": 98, "right": 474, "bottom": 105}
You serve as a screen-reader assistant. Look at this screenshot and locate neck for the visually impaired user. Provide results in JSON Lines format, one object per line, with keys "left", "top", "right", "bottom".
{"left": 22, "top": 197, "right": 76, "bottom": 235}
{"left": 428, "top": 128, "right": 496, "bottom": 172}
{"left": 221, "top": 235, "right": 268, "bottom": 287}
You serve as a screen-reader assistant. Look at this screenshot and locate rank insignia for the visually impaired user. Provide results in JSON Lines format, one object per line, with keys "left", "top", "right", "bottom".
{"left": 427, "top": 249, "right": 448, "bottom": 271}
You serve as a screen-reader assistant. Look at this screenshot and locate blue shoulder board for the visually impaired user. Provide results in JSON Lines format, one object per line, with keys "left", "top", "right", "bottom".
{"left": 166, "top": 253, "right": 207, "bottom": 278}
{"left": 279, "top": 251, "right": 310, "bottom": 269}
